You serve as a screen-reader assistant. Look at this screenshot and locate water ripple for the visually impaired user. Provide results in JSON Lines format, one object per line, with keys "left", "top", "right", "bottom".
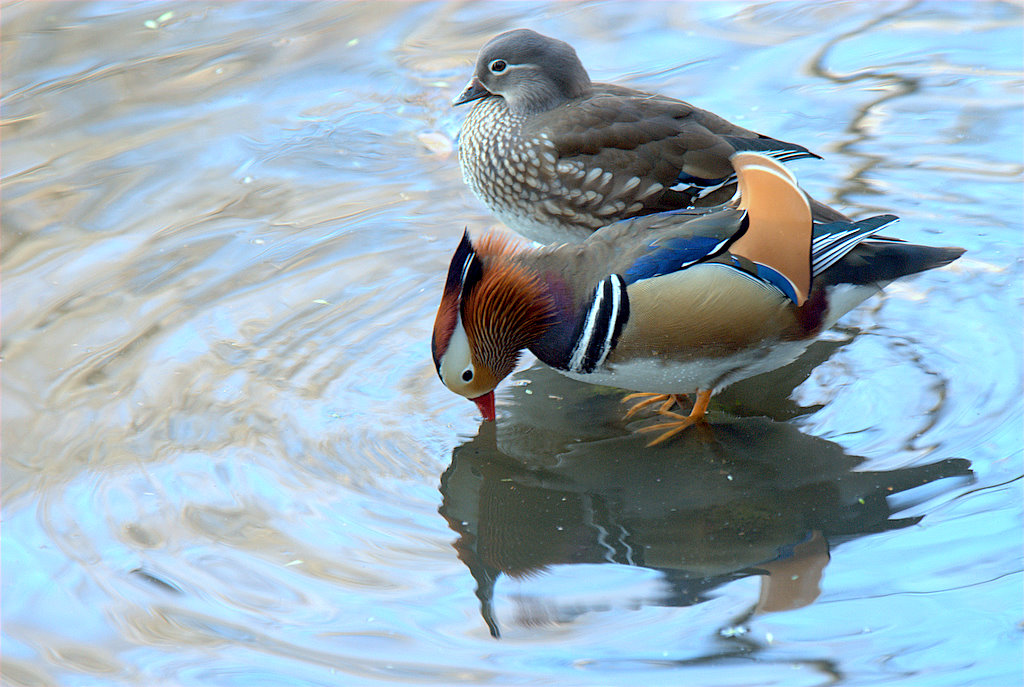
{"left": 3, "top": 2, "right": 1021, "bottom": 686}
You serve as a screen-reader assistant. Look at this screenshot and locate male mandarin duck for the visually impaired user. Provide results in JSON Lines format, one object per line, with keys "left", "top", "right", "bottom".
{"left": 454, "top": 28, "right": 847, "bottom": 244}
{"left": 432, "top": 153, "right": 963, "bottom": 445}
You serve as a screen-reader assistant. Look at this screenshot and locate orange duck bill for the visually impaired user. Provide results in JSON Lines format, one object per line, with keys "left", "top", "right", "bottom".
{"left": 471, "top": 391, "right": 496, "bottom": 421}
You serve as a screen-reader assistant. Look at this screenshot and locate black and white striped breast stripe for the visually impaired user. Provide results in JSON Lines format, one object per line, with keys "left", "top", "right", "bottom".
{"left": 568, "top": 275, "right": 629, "bottom": 374}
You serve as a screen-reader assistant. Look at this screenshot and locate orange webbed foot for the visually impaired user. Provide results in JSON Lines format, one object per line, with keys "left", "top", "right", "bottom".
{"left": 621, "top": 392, "right": 690, "bottom": 419}
{"left": 633, "top": 389, "right": 713, "bottom": 446}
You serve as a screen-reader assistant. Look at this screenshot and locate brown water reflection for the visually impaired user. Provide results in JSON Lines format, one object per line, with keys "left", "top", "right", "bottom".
{"left": 442, "top": 366, "right": 973, "bottom": 638}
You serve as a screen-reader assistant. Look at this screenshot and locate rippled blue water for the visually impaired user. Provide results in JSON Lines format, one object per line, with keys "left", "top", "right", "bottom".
{"left": 3, "top": 2, "right": 1022, "bottom": 685}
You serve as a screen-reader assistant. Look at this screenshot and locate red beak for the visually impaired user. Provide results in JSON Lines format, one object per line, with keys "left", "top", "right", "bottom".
{"left": 471, "top": 391, "right": 496, "bottom": 421}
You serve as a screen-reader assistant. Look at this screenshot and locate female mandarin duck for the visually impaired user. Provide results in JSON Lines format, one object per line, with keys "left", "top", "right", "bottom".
{"left": 454, "top": 28, "right": 847, "bottom": 244}
{"left": 432, "top": 153, "right": 963, "bottom": 445}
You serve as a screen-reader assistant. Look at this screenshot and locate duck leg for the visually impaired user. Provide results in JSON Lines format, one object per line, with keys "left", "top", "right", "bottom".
{"left": 635, "top": 389, "right": 713, "bottom": 446}
{"left": 621, "top": 392, "right": 690, "bottom": 418}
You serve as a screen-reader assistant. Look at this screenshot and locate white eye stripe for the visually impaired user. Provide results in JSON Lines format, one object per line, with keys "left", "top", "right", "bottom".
{"left": 439, "top": 318, "right": 474, "bottom": 391}
{"left": 487, "top": 61, "right": 538, "bottom": 73}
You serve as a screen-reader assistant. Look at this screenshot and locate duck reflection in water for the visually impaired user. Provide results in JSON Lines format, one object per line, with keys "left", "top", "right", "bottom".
{"left": 439, "top": 364, "right": 973, "bottom": 638}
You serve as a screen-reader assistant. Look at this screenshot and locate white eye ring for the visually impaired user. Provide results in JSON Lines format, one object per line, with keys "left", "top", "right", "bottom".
{"left": 461, "top": 366, "right": 474, "bottom": 383}
{"left": 488, "top": 59, "right": 508, "bottom": 73}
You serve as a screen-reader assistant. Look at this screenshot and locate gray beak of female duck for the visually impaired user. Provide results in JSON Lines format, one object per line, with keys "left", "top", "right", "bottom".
{"left": 453, "top": 77, "right": 490, "bottom": 106}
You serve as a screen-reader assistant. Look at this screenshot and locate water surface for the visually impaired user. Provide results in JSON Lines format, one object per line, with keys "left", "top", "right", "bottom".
{"left": 3, "top": 2, "right": 1022, "bottom": 685}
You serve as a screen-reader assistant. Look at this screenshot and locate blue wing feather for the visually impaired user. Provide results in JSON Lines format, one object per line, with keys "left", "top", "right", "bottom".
{"left": 754, "top": 262, "right": 800, "bottom": 305}
{"left": 720, "top": 256, "right": 800, "bottom": 305}
{"left": 623, "top": 234, "right": 730, "bottom": 284}
{"left": 620, "top": 210, "right": 899, "bottom": 305}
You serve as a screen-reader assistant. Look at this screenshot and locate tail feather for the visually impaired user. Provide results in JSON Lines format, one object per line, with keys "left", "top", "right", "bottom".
{"left": 820, "top": 241, "right": 964, "bottom": 287}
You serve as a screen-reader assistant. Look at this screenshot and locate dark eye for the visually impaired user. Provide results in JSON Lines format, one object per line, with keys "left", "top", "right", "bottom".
{"left": 488, "top": 59, "right": 507, "bottom": 73}
{"left": 461, "top": 368, "right": 474, "bottom": 382}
